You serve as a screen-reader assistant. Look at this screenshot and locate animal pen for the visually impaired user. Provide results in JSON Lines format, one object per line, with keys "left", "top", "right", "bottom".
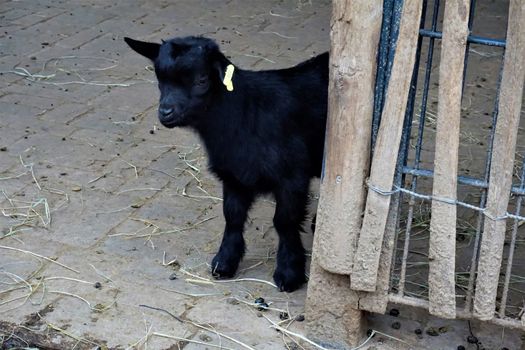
{"left": 305, "top": 0, "right": 524, "bottom": 347}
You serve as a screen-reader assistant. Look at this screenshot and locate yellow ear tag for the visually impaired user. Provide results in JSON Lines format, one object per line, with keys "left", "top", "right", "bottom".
{"left": 223, "top": 64, "right": 235, "bottom": 92}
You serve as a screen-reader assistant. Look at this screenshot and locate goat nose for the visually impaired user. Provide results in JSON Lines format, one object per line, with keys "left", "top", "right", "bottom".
{"left": 159, "top": 107, "right": 174, "bottom": 117}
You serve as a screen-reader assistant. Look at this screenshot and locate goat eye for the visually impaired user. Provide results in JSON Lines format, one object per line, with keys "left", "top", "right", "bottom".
{"left": 196, "top": 76, "right": 208, "bottom": 86}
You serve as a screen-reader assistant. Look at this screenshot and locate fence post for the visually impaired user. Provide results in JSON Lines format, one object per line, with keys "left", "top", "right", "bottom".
{"left": 428, "top": 0, "right": 471, "bottom": 319}
{"left": 305, "top": 258, "right": 366, "bottom": 348}
{"left": 474, "top": 0, "right": 525, "bottom": 321}
{"left": 305, "top": 0, "right": 382, "bottom": 346}
{"left": 350, "top": 0, "right": 424, "bottom": 292}
{"left": 314, "top": 0, "right": 383, "bottom": 275}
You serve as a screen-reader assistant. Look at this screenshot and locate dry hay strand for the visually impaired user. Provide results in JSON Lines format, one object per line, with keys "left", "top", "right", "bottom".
{"left": 139, "top": 304, "right": 256, "bottom": 350}
{"left": 0, "top": 246, "right": 78, "bottom": 273}
{"left": 109, "top": 216, "right": 218, "bottom": 250}
{"left": 0, "top": 267, "right": 110, "bottom": 314}
{"left": 0, "top": 269, "right": 117, "bottom": 315}
{"left": 45, "top": 321, "right": 103, "bottom": 349}
{"left": 259, "top": 31, "right": 297, "bottom": 39}
{"left": 1, "top": 191, "right": 50, "bottom": 239}
{"left": 1, "top": 55, "right": 153, "bottom": 87}
{"left": 0, "top": 157, "right": 70, "bottom": 240}
{"left": 179, "top": 267, "right": 277, "bottom": 289}
{"left": 0, "top": 245, "right": 117, "bottom": 314}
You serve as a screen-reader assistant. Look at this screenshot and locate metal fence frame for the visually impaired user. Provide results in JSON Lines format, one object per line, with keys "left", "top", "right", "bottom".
{"left": 372, "top": 0, "right": 525, "bottom": 329}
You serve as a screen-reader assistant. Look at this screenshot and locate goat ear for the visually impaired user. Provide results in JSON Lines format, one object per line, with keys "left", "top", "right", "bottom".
{"left": 124, "top": 37, "right": 160, "bottom": 61}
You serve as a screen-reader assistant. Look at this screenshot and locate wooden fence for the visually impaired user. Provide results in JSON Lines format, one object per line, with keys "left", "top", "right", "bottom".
{"left": 306, "top": 0, "right": 525, "bottom": 347}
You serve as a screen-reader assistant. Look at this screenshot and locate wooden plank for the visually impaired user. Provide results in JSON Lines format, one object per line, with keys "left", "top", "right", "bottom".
{"left": 350, "top": 0, "right": 423, "bottom": 292}
{"left": 474, "top": 0, "right": 525, "bottom": 321}
{"left": 427, "top": 0, "right": 471, "bottom": 320}
{"left": 357, "top": 192, "right": 401, "bottom": 313}
{"left": 315, "top": 0, "right": 383, "bottom": 274}
{"left": 305, "top": 257, "right": 365, "bottom": 348}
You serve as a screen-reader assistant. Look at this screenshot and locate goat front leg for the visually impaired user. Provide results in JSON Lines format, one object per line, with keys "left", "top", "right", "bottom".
{"left": 211, "top": 181, "right": 254, "bottom": 279}
{"left": 273, "top": 181, "right": 308, "bottom": 292}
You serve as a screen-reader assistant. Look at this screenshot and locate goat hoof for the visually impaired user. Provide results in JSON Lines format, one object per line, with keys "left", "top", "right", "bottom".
{"left": 211, "top": 254, "right": 239, "bottom": 279}
{"left": 273, "top": 268, "right": 306, "bottom": 293}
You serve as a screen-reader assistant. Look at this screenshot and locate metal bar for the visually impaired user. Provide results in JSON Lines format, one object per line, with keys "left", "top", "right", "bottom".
{"left": 375, "top": 0, "right": 402, "bottom": 292}
{"left": 385, "top": 0, "right": 405, "bottom": 85}
{"left": 396, "top": 0, "right": 439, "bottom": 295}
{"left": 372, "top": 0, "right": 396, "bottom": 150}
{"left": 402, "top": 166, "right": 525, "bottom": 195}
{"left": 393, "top": 74, "right": 421, "bottom": 295}
{"left": 402, "top": 167, "right": 487, "bottom": 188}
{"left": 461, "top": 0, "right": 477, "bottom": 92}
{"left": 419, "top": 29, "right": 506, "bottom": 47}
{"left": 498, "top": 156, "right": 525, "bottom": 317}
{"left": 382, "top": 0, "right": 408, "bottom": 288}
{"left": 372, "top": 0, "right": 404, "bottom": 152}
{"left": 397, "top": 0, "right": 426, "bottom": 168}
{"left": 413, "top": 0, "right": 441, "bottom": 172}
{"left": 395, "top": 0, "right": 441, "bottom": 296}
{"left": 465, "top": 192, "right": 488, "bottom": 312}
{"left": 467, "top": 0, "right": 477, "bottom": 29}
{"left": 464, "top": 54, "right": 505, "bottom": 313}
{"left": 462, "top": 0, "right": 476, "bottom": 91}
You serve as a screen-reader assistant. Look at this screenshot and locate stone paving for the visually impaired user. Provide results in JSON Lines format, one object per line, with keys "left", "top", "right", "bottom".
{"left": 0, "top": 1, "right": 334, "bottom": 349}
{"left": 1, "top": 1, "right": 523, "bottom": 350}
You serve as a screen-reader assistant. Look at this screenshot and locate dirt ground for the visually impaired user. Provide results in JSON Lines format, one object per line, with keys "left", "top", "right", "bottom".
{"left": 0, "top": 0, "right": 523, "bottom": 349}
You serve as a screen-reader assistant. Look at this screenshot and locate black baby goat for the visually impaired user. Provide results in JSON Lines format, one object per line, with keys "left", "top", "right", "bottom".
{"left": 125, "top": 36, "right": 328, "bottom": 292}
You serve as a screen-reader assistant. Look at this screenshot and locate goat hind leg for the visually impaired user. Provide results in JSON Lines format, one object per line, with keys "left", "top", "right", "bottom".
{"left": 272, "top": 184, "right": 308, "bottom": 292}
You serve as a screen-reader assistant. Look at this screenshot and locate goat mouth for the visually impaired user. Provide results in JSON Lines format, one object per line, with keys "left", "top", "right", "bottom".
{"left": 159, "top": 119, "right": 179, "bottom": 128}
{"left": 159, "top": 117, "right": 187, "bottom": 128}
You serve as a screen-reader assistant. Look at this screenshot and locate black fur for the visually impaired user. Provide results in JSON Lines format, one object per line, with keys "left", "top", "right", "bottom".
{"left": 125, "top": 36, "right": 328, "bottom": 292}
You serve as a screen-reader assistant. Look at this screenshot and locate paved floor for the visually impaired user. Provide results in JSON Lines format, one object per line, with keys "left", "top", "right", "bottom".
{"left": 1, "top": 1, "right": 523, "bottom": 350}
{"left": 0, "top": 1, "right": 333, "bottom": 349}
